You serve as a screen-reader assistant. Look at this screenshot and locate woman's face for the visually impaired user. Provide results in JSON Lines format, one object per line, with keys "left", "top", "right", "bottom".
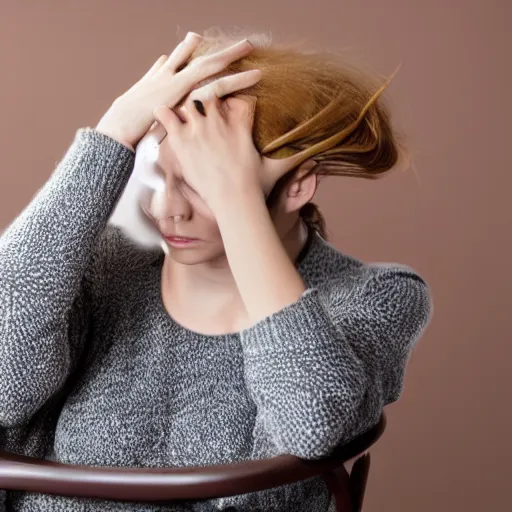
{"left": 139, "top": 122, "right": 317, "bottom": 267}
{"left": 141, "top": 138, "right": 230, "bottom": 266}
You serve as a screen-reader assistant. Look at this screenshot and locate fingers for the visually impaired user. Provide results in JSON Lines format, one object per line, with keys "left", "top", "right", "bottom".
{"left": 207, "top": 38, "right": 255, "bottom": 67}
{"left": 153, "top": 105, "right": 182, "bottom": 136}
{"left": 132, "top": 54, "right": 168, "bottom": 89}
{"left": 136, "top": 32, "right": 202, "bottom": 89}
{"left": 180, "top": 69, "right": 261, "bottom": 120}
{"left": 189, "top": 69, "right": 262, "bottom": 102}
{"left": 175, "top": 87, "right": 259, "bottom": 134}
{"left": 146, "top": 120, "right": 168, "bottom": 144}
{"left": 184, "top": 39, "right": 254, "bottom": 83}
{"left": 145, "top": 36, "right": 256, "bottom": 124}
{"left": 145, "top": 54, "right": 168, "bottom": 77}
{"left": 174, "top": 101, "right": 209, "bottom": 126}
{"left": 151, "top": 37, "right": 259, "bottom": 131}
{"left": 225, "top": 94, "right": 258, "bottom": 130}
{"left": 163, "top": 32, "right": 202, "bottom": 72}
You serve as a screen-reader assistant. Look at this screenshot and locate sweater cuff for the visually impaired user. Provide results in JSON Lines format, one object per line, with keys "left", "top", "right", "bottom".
{"left": 52, "top": 127, "right": 136, "bottom": 198}
{"left": 239, "top": 287, "right": 337, "bottom": 356}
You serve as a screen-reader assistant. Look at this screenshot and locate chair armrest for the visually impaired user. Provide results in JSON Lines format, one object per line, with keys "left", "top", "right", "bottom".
{"left": 0, "top": 413, "right": 385, "bottom": 502}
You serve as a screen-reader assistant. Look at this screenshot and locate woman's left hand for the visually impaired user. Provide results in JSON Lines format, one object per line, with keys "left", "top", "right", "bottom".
{"left": 152, "top": 77, "right": 293, "bottom": 212}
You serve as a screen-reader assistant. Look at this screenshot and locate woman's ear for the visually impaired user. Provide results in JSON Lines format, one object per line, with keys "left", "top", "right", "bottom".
{"left": 281, "top": 159, "right": 319, "bottom": 213}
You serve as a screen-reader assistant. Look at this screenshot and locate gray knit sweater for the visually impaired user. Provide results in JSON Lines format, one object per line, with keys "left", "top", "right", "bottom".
{"left": 0, "top": 129, "right": 433, "bottom": 511}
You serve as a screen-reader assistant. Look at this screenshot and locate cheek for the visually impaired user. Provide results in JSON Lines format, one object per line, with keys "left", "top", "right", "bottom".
{"left": 194, "top": 210, "right": 222, "bottom": 241}
{"left": 198, "top": 212, "right": 222, "bottom": 239}
{"left": 148, "top": 189, "right": 168, "bottom": 218}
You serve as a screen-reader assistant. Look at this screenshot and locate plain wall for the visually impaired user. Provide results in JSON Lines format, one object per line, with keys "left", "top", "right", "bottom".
{"left": 0, "top": 1, "right": 510, "bottom": 510}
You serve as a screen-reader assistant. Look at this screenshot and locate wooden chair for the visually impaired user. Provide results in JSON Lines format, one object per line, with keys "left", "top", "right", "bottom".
{"left": 0, "top": 412, "right": 386, "bottom": 511}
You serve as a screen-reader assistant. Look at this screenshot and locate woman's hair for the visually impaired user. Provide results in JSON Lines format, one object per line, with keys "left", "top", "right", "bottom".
{"left": 186, "top": 28, "right": 407, "bottom": 240}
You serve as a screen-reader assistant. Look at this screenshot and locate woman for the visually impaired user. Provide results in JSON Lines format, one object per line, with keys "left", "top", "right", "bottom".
{"left": 0, "top": 29, "right": 433, "bottom": 511}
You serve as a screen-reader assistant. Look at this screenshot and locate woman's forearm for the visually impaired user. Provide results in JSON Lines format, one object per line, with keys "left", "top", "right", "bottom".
{"left": 213, "top": 188, "right": 307, "bottom": 324}
{"left": 0, "top": 128, "right": 134, "bottom": 427}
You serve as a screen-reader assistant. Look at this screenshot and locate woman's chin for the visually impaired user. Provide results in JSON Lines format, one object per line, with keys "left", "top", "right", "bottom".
{"left": 167, "top": 245, "right": 226, "bottom": 266}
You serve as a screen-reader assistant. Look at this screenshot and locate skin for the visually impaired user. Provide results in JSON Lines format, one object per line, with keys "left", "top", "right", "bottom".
{"left": 145, "top": 150, "right": 319, "bottom": 335}
{"left": 96, "top": 32, "right": 321, "bottom": 334}
{"left": 150, "top": 96, "right": 320, "bottom": 334}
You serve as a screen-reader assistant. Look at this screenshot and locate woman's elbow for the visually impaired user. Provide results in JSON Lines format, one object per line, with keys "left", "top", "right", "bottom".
{"left": 276, "top": 385, "right": 381, "bottom": 460}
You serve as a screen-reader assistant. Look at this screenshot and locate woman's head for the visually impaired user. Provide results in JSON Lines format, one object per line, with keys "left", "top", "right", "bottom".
{"left": 146, "top": 28, "right": 405, "bottom": 266}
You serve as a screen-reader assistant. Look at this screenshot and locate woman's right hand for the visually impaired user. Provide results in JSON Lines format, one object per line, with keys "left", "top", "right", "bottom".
{"left": 96, "top": 32, "right": 255, "bottom": 152}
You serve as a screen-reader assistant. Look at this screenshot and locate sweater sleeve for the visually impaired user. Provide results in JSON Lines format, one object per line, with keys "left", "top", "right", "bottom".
{"left": 0, "top": 128, "right": 135, "bottom": 429}
{"left": 239, "top": 265, "right": 433, "bottom": 460}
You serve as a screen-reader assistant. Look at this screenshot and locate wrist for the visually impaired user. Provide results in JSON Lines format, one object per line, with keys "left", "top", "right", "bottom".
{"left": 207, "top": 182, "right": 266, "bottom": 217}
{"left": 95, "top": 124, "right": 135, "bottom": 153}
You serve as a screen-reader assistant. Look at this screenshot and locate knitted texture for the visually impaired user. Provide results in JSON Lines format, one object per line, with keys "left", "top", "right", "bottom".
{"left": 0, "top": 129, "right": 433, "bottom": 511}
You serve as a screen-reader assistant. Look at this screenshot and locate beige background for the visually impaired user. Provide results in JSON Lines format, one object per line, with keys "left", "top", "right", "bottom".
{"left": 1, "top": 1, "right": 510, "bottom": 511}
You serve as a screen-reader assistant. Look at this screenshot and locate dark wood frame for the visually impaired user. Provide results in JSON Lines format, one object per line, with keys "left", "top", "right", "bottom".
{"left": 0, "top": 413, "right": 386, "bottom": 512}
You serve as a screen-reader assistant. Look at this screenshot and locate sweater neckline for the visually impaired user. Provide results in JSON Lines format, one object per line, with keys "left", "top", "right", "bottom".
{"left": 151, "top": 227, "right": 319, "bottom": 340}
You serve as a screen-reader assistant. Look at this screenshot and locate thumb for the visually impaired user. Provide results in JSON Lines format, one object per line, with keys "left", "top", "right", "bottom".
{"left": 153, "top": 105, "right": 181, "bottom": 135}
{"left": 226, "top": 94, "right": 257, "bottom": 129}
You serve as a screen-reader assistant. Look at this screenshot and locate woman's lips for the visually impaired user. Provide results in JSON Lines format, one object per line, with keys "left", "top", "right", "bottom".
{"left": 163, "top": 235, "right": 200, "bottom": 247}
{"left": 163, "top": 235, "right": 198, "bottom": 241}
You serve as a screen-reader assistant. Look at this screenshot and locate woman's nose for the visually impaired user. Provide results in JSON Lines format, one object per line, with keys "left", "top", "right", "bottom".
{"left": 151, "top": 182, "right": 191, "bottom": 220}
{"left": 168, "top": 193, "right": 189, "bottom": 219}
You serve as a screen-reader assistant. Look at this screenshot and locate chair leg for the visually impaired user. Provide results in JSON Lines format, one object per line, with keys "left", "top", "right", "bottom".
{"left": 322, "top": 466, "right": 352, "bottom": 512}
{"left": 348, "top": 452, "right": 371, "bottom": 512}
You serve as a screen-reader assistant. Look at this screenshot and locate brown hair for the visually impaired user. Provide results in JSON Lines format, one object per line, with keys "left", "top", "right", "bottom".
{"left": 187, "top": 28, "right": 407, "bottom": 240}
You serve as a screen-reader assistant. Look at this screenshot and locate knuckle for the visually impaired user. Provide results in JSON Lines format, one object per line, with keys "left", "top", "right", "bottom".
{"left": 183, "top": 94, "right": 196, "bottom": 109}
{"left": 212, "top": 82, "right": 223, "bottom": 98}
{"left": 188, "top": 55, "right": 204, "bottom": 68}
{"left": 187, "top": 88, "right": 198, "bottom": 101}
{"left": 180, "top": 63, "right": 200, "bottom": 82}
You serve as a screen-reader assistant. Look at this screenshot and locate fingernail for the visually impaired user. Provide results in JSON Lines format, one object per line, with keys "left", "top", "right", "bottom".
{"left": 193, "top": 100, "right": 206, "bottom": 116}
{"left": 186, "top": 31, "right": 200, "bottom": 42}
{"left": 242, "top": 38, "right": 254, "bottom": 48}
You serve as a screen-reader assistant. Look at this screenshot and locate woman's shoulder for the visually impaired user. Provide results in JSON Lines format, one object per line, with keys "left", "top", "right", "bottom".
{"left": 303, "top": 232, "right": 433, "bottom": 322}
{"left": 84, "top": 223, "right": 161, "bottom": 296}
{"left": 302, "top": 232, "right": 425, "bottom": 282}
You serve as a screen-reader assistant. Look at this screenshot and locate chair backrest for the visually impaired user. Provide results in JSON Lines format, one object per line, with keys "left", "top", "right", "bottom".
{"left": 0, "top": 413, "right": 386, "bottom": 511}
